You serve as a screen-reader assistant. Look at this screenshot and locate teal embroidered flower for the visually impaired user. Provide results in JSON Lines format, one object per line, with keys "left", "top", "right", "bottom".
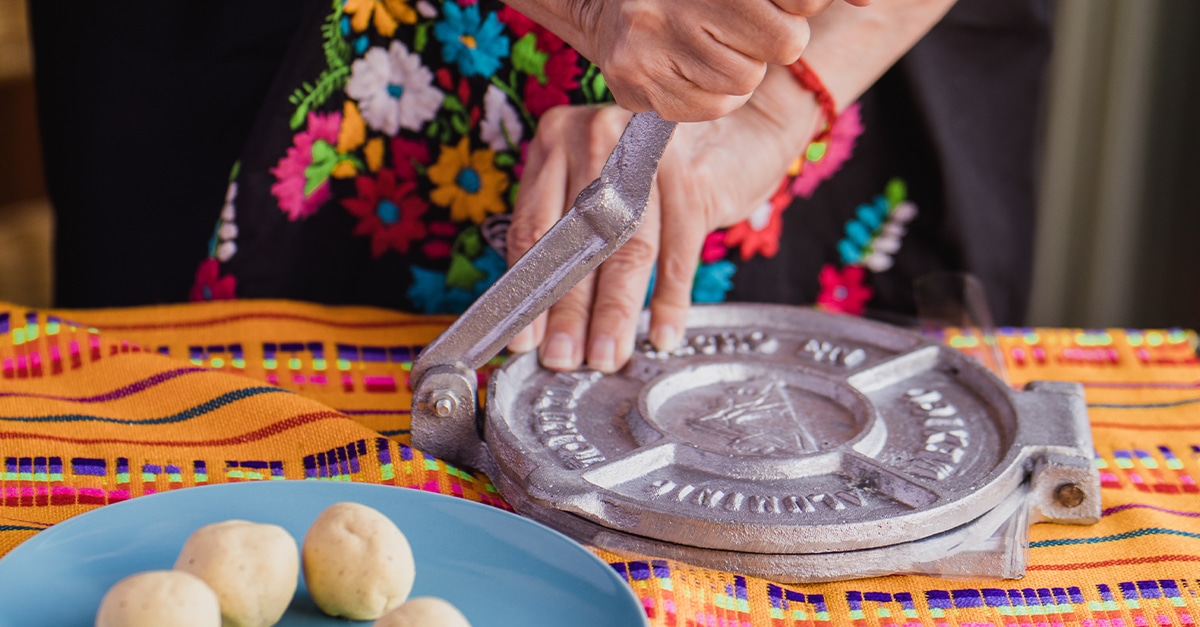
{"left": 407, "top": 247, "right": 507, "bottom": 314}
{"left": 433, "top": 3, "right": 509, "bottom": 78}
{"left": 692, "top": 261, "right": 737, "bottom": 304}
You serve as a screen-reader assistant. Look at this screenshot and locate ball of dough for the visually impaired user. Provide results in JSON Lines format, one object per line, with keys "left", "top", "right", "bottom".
{"left": 303, "top": 501, "right": 415, "bottom": 620}
{"left": 173, "top": 519, "right": 299, "bottom": 627}
{"left": 372, "top": 597, "right": 472, "bottom": 627}
{"left": 95, "top": 570, "right": 221, "bottom": 627}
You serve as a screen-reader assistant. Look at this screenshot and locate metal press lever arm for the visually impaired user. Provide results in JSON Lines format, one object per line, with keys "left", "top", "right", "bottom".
{"left": 410, "top": 111, "right": 677, "bottom": 465}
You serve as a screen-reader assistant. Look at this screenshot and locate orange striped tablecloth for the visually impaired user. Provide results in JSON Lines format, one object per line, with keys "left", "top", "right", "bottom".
{"left": 2, "top": 299, "right": 1199, "bottom": 626}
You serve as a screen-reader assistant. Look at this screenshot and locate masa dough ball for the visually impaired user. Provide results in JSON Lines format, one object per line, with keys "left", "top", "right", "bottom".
{"left": 174, "top": 519, "right": 300, "bottom": 627}
{"left": 303, "top": 501, "right": 415, "bottom": 620}
{"left": 95, "top": 570, "right": 221, "bottom": 627}
{"left": 372, "top": 597, "right": 472, "bottom": 627}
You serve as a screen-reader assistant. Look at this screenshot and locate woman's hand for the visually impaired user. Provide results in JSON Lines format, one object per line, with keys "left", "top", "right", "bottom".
{"left": 501, "top": 0, "right": 864, "bottom": 121}
{"left": 505, "top": 66, "right": 820, "bottom": 372}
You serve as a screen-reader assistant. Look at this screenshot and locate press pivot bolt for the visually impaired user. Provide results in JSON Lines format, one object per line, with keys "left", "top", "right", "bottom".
{"left": 1054, "top": 483, "right": 1086, "bottom": 508}
{"left": 433, "top": 394, "right": 457, "bottom": 418}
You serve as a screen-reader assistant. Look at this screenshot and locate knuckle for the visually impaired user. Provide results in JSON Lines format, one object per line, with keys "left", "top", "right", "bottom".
{"left": 769, "top": 20, "right": 810, "bottom": 64}
{"left": 613, "top": 236, "right": 659, "bottom": 270}
{"left": 658, "top": 249, "right": 698, "bottom": 290}
{"left": 505, "top": 219, "right": 546, "bottom": 261}
{"left": 549, "top": 291, "right": 595, "bottom": 326}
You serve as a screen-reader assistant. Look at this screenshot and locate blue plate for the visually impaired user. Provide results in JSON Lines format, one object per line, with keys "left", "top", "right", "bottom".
{"left": 0, "top": 481, "right": 648, "bottom": 627}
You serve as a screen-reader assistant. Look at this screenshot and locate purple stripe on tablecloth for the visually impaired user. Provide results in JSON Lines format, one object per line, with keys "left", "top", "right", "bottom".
{"left": 0, "top": 367, "right": 208, "bottom": 403}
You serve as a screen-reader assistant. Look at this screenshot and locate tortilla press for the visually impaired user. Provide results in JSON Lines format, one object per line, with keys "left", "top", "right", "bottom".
{"left": 409, "top": 112, "right": 1100, "bottom": 582}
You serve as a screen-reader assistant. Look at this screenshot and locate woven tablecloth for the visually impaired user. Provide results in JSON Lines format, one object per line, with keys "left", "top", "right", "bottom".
{"left": 2, "top": 299, "right": 1199, "bottom": 626}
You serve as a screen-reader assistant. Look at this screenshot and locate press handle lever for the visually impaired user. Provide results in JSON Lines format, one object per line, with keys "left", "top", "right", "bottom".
{"left": 411, "top": 111, "right": 677, "bottom": 383}
{"left": 409, "top": 111, "right": 676, "bottom": 467}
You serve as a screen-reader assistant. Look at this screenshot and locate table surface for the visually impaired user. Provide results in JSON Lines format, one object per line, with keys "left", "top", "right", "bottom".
{"left": 1, "top": 299, "right": 1198, "bottom": 627}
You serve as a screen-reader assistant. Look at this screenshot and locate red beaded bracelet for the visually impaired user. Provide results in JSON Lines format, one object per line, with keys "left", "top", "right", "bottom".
{"left": 788, "top": 58, "right": 839, "bottom": 144}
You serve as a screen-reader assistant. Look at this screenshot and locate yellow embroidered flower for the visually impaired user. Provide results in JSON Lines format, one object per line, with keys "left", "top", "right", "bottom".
{"left": 428, "top": 138, "right": 509, "bottom": 224}
{"left": 344, "top": 0, "right": 417, "bottom": 37}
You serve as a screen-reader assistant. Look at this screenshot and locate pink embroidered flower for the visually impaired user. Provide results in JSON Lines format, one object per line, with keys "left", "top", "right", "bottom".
{"left": 270, "top": 111, "right": 342, "bottom": 220}
{"left": 701, "top": 230, "right": 728, "bottom": 264}
{"left": 790, "top": 102, "right": 864, "bottom": 199}
{"left": 498, "top": 6, "right": 581, "bottom": 117}
{"left": 816, "top": 264, "right": 872, "bottom": 315}
{"left": 341, "top": 168, "right": 430, "bottom": 257}
{"left": 725, "top": 181, "right": 790, "bottom": 261}
{"left": 189, "top": 259, "right": 237, "bottom": 302}
{"left": 391, "top": 136, "right": 431, "bottom": 179}
{"left": 525, "top": 47, "right": 581, "bottom": 117}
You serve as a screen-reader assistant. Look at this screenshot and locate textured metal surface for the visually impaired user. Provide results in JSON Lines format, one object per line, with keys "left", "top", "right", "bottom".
{"left": 484, "top": 304, "right": 1099, "bottom": 555}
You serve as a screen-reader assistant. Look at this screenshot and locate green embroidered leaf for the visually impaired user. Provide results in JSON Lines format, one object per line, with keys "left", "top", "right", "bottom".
{"left": 495, "top": 152, "right": 516, "bottom": 167}
{"left": 228, "top": 161, "right": 241, "bottom": 182}
{"left": 511, "top": 34, "right": 548, "bottom": 82}
{"left": 304, "top": 140, "right": 339, "bottom": 196}
{"left": 591, "top": 72, "right": 608, "bottom": 101}
{"left": 415, "top": 23, "right": 429, "bottom": 53}
{"left": 427, "top": 120, "right": 441, "bottom": 137}
{"left": 508, "top": 182, "right": 519, "bottom": 206}
{"left": 290, "top": 103, "right": 310, "bottom": 130}
{"left": 886, "top": 178, "right": 907, "bottom": 206}
{"left": 446, "top": 253, "right": 487, "bottom": 291}
{"left": 443, "top": 95, "right": 464, "bottom": 113}
{"left": 450, "top": 113, "right": 469, "bottom": 135}
{"left": 458, "top": 227, "right": 484, "bottom": 258}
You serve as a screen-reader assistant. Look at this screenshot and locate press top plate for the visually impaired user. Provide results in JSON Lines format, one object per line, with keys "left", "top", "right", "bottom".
{"left": 485, "top": 304, "right": 1039, "bottom": 554}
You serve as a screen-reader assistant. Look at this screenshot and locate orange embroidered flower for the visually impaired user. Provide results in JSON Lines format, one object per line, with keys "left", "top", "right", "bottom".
{"left": 427, "top": 138, "right": 509, "bottom": 224}
{"left": 726, "top": 181, "right": 791, "bottom": 261}
{"left": 343, "top": 0, "right": 417, "bottom": 37}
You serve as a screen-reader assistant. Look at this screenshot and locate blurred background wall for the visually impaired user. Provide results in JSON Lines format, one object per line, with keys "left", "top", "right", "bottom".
{"left": 0, "top": 0, "right": 50, "bottom": 309}
{"left": 0, "top": 0, "right": 1196, "bottom": 330}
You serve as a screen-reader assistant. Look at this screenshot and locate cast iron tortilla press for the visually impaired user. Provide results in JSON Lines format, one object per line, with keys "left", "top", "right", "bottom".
{"left": 409, "top": 112, "right": 1100, "bottom": 582}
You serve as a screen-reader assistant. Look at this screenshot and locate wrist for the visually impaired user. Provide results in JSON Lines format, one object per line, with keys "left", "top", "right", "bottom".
{"left": 744, "top": 65, "right": 825, "bottom": 163}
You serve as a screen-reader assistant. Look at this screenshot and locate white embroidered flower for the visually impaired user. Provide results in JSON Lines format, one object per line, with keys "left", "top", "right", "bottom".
{"left": 873, "top": 234, "right": 901, "bottom": 255}
{"left": 479, "top": 84, "right": 523, "bottom": 152}
{"left": 747, "top": 201, "right": 773, "bottom": 231}
{"left": 220, "top": 182, "right": 238, "bottom": 221}
{"left": 346, "top": 41, "right": 443, "bottom": 135}
{"left": 864, "top": 251, "right": 893, "bottom": 273}
{"left": 216, "top": 241, "right": 238, "bottom": 263}
{"left": 416, "top": 0, "right": 437, "bottom": 18}
{"left": 891, "top": 201, "right": 918, "bottom": 223}
{"left": 218, "top": 223, "right": 239, "bottom": 241}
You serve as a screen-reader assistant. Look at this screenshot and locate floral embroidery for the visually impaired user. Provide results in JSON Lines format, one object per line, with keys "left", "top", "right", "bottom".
{"left": 270, "top": 111, "right": 343, "bottom": 220}
{"left": 790, "top": 102, "right": 864, "bottom": 199}
{"left": 498, "top": 7, "right": 581, "bottom": 117}
{"left": 190, "top": 259, "right": 237, "bottom": 302}
{"left": 427, "top": 137, "right": 509, "bottom": 224}
{"left": 215, "top": 179, "right": 239, "bottom": 263}
{"left": 816, "top": 264, "right": 872, "bottom": 315}
{"left": 434, "top": 3, "right": 510, "bottom": 78}
{"left": 835, "top": 178, "right": 917, "bottom": 273}
{"left": 480, "top": 84, "right": 523, "bottom": 151}
{"left": 725, "top": 180, "right": 790, "bottom": 261}
{"left": 693, "top": 260, "right": 737, "bottom": 304}
{"left": 341, "top": 168, "right": 430, "bottom": 257}
{"left": 346, "top": 41, "right": 444, "bottom": 135}
{"left": 407, "top": 246, "right": 507, "bottom": 314}
{"left": 343, "top": 0, "right": 417, "bottom": 38}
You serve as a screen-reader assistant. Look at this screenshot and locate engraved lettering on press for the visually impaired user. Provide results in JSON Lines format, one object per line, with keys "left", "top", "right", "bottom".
{"left": 650, "top": 479, "right": 868, "bottom": 515}
{"left": 801, "top": 339, "right": 867, "bottom": 368}
{"left": 688, "top": 377, "right": 819, "bottom": 455}
{"left": 532, "top": 372, "right": 606, "bottom": 469}
{"left": 638, "top": 330, "right": 778, "bottom": 360}
{"left": 904, "top": 388, "right": 970, "bottom": 480}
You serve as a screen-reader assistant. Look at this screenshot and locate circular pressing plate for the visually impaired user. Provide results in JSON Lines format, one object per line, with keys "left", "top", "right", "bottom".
{"left": 485, "top": 304, "right": 1030, "bottom": 555}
